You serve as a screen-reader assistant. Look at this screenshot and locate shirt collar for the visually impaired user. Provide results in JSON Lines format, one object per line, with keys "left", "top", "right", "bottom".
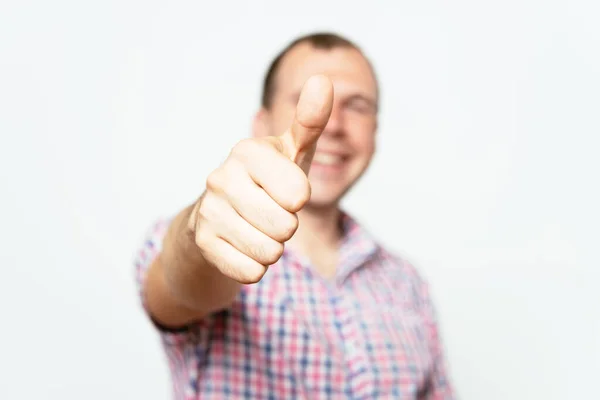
{"left": 336, "top": 210, "right": 380, "bottom": 283}
{"left": 281, "top": 210, "right": 380, "bottom": 283}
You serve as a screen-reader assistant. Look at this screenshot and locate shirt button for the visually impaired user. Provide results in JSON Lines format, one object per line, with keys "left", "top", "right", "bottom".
{"left": 346, "top": 341, "right": 359, "bottom": 353}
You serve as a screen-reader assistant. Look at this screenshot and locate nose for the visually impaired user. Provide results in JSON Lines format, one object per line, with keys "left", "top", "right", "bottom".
{"left": 322, "top": 104, "right": 344, "bottom": 136}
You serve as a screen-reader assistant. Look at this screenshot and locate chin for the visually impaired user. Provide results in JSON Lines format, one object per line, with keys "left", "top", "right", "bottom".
{"left": 306, "top": 167, "right": 366, "bottom": 209}
{"left": 306, "top": 197, "right": 340, "bottom": 210}
{"left": 305, "top": 183, "right": 348, "bottom": 209}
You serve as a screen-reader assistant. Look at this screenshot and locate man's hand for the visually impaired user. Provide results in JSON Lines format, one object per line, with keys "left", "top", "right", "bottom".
{"left": 187, "top": 75, "right": 334, "bottom": 284}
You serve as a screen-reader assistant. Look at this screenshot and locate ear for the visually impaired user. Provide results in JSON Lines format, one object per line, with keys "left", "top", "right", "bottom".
{"left": 252, "top": 108, "right": 270, "bottom": 139}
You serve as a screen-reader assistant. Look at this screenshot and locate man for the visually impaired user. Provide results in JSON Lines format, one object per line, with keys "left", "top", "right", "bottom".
{"left": 135, "top": 32, "right": 455, "bottom": 399}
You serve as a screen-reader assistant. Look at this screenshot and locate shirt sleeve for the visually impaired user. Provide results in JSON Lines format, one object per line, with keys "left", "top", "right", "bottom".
{"left": 133, "top": 218, "right": 215, "bottom": 348}
{"left": 418, "top": 279, "right": 456, "bottom": 400}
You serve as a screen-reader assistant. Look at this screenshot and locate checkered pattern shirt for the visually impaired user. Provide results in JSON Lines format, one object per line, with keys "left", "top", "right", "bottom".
{"left": 135, "top": 213, "right": 455, "bottom": 399}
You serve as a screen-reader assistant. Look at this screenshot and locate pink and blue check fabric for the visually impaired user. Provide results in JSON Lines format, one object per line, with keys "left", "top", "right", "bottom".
{"left": 135, "top": 213, "right": 455, "bottom": 399}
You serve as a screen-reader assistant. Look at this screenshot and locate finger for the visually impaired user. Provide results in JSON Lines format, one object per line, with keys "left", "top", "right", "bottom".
{"left": 210, "top": 195, "right": 285, "bottom": 266}
{"left": 228, "top": 140, "right": 311, "bottom": 213}
{"left": 223, "top": 165, "right": 299, "bottom": 242}
{"left": 199, "top": 234, "right": 268, "bottom": 285}
{"left": 278, "top": 74, "right": 334, "bottom": 173}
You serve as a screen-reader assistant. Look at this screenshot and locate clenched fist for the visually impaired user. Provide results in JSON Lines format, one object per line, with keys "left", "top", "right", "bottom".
{"left": 187, "top": 75, "right": 334, "bottom": 284}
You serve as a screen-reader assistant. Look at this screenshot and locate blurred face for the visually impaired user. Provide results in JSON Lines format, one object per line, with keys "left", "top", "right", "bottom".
{"left": 254, "top": 43, "right": 379, "bottom": 209}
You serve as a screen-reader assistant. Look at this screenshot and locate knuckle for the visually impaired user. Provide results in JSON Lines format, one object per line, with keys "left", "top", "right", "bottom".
{"left": 205, "top": 168, "right": 225, "bottom": 192}
{"left": 252, "top": 240, "right": 284, "bottom": 266}
{"left": 275, "top": 213, "right": 299, "bottom": 242}
{"left": 208, "top": 159, "right": 245, "bottom": 198}
{"left": 238, "top": 264, "right": 267, "bottom": 284}
{"left": 273, "top": 212, "right": 298, "bottom": 243}
{"left": 231, "top": 138, "right": 259, "bottom": 159}
{"left": 267, "top": 241, "right": 285, "bottom": 264}
{"left": 193, "top": 227, "right": 211, "bottom": 250}
{"left": 285, "top": 173, "right": 311, "bottom": 212}
{"left": 196, "top": 195, "right": 217, "bottom": 222}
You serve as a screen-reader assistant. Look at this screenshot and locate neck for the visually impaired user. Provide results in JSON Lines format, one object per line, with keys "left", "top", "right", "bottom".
{"left": 286, "top": 205, "right": 344, "bottom": 276}
{"left": 295, "top": 205, "right": 343, "bottom": 246}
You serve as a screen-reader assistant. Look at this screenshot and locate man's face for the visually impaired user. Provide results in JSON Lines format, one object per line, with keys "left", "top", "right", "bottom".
{"left": 255, "top": 43, "right": 379, "bottom": 209}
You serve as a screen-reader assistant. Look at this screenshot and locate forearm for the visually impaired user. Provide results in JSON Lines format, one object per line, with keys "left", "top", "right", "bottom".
{"left": 145, "top": 201, "right": 241, "bottom": 328}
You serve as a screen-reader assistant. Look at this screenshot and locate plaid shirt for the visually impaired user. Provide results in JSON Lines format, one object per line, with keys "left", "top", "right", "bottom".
{"left": 135, "top": 213, "right": 455, "bottom": 399}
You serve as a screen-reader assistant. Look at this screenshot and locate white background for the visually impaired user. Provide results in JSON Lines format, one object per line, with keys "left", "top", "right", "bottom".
{"left": 1, "top": 1, "right": 598, "bottom": 399}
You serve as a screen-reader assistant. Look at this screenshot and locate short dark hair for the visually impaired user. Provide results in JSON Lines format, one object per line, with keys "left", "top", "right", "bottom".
{"left": 261, "top": 32, "right": 370, "bottom": 109}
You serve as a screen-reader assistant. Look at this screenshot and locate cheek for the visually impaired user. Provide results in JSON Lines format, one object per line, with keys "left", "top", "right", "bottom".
{"left": 345, "top": 117, "right": 377, "bottom": 160}
{"left": 352, "top": 134, "right": 376, "bottom": 160}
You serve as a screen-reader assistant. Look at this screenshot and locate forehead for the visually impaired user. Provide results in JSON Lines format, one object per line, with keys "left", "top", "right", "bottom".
{"left": 274, "top": 43, "right": 378, "bottom": 99}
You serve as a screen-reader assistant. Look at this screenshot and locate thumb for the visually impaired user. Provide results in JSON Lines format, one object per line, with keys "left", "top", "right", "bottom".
{"left": 278, "top": 75, "right": 334, "bottom": 174}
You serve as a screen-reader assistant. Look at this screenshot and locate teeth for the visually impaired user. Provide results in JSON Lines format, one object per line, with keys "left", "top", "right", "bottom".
{"left": 313, "top": 153, "right": 343, "bottom": 165}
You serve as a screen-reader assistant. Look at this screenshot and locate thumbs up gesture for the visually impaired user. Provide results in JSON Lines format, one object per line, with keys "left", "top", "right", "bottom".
{"left": 188, "top": 75, "right": 334, "bottom": 284}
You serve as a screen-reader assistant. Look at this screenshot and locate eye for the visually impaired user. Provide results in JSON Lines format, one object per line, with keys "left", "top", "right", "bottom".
{"left": 345, "top": 97, "right": 377, "bottom": 115}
